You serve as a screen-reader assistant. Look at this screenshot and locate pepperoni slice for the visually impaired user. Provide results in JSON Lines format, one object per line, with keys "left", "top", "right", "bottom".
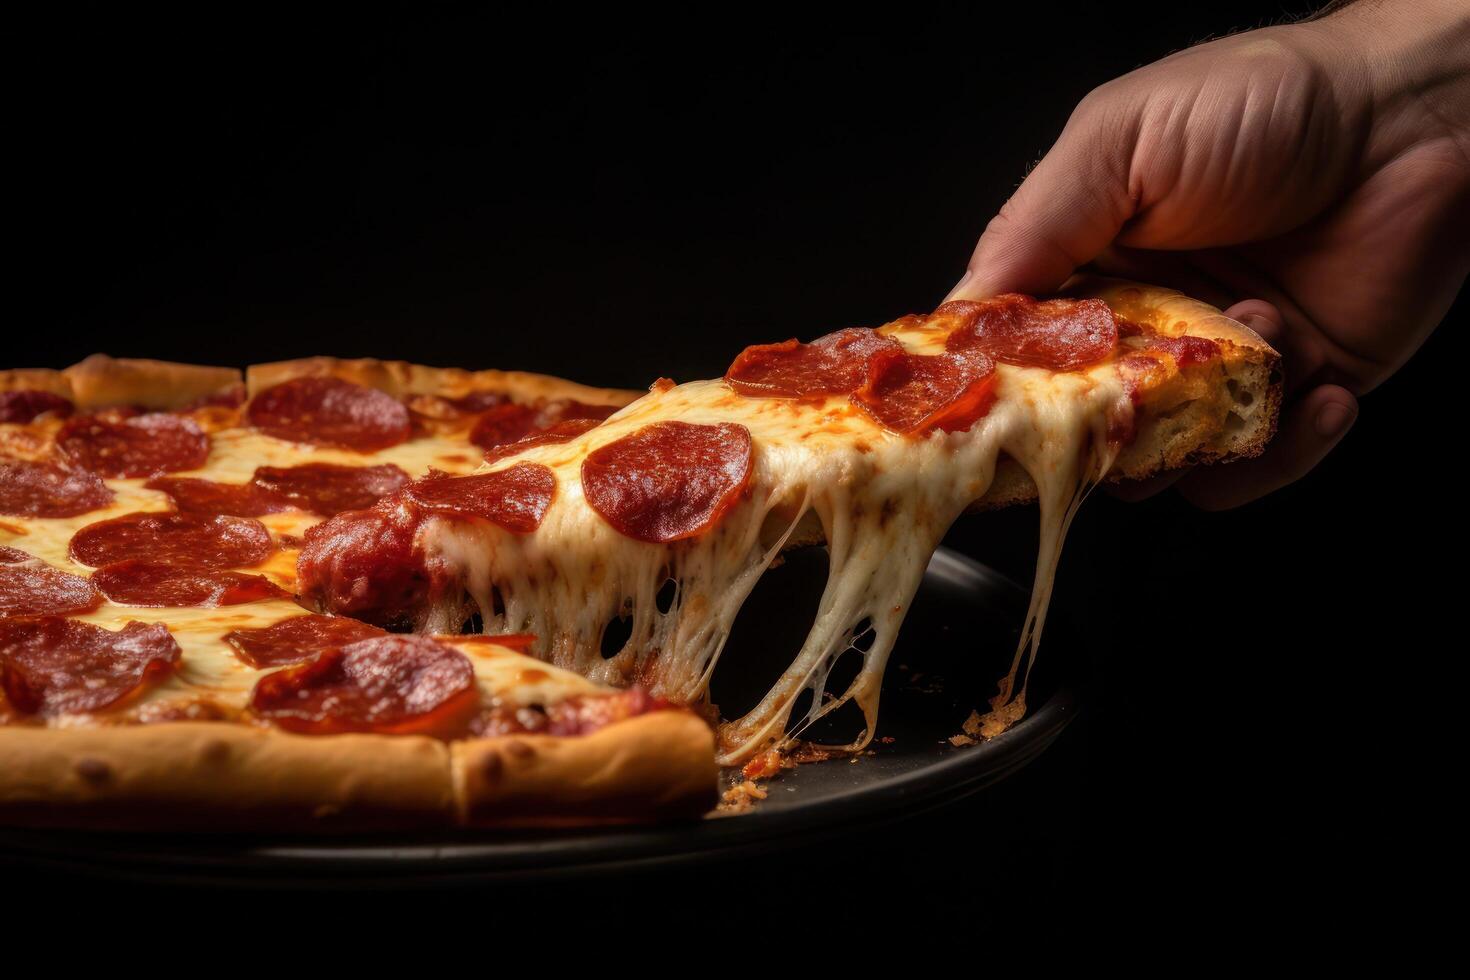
{"left": 407, "top": 391, "right": 515, "bottom": 423}
{"left": 0, "top": 390, "right": 74, "bottom": 424}
{"left": 469, "top": 400, "right": 618, "bottom": 453}
{"left": 252, "top": 462, "right": 410, "bottom": 517}
{"left": 144, "top": 476, "right": 286, "bottom": 518}
{"left": 91, "top": 561, "right": 287, "bottom": 607}
{"left": 943, "top": 294, "right": 1119, "bottom": 371}
{"left": 247, "top": 377, "right": 411, "bottom": 452}
{"left": 0, "top": 562, "right": 101, "bottom": 617}
{"left": 553, "top": 401, "right": 621, "bottom": 423}
{"left": 0, "top": 618, "right": 179, "bottom": 716}
{"left": 582, "top": 421, "right": 752, "bottom": 543}
{"left": 0, "top": 547, "right": 31, "bottom": 563}
{"left": 69, "top": 512, "right": 274, "bottom": 569}
{"left": 0, "top": 459, "right": 114, "bottom": 519}
{"left": 223, "top": 613, "right": 387, "bottom": 668}
{"left": 483, "top": 418, "right": 603, "bottom": 463}
{"left": 852, "top": 349, "right": 999, "bottom": 436}
{"left": 467, "top": 403, "right": 540, "bottom": 452}
{"left": 296, "top": 504, "right": 430, "bottom": 627}
{"left": 725, "top": 328, "right": 902, "bottom": 398}
{"left": 450, "top": 391, "right": 513, "bottom": 414}
{"left": 56, "top": 413, "right": 211, "bottom": 478}
{"left": 402, "top": 464, "right": 555, "bottom": 533}
{"left": 249, "top": 634, "right": 478, "bottom": 736}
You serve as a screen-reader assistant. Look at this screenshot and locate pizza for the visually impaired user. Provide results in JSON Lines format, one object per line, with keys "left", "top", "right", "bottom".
{"left": 0, "top": 277, "right": 1279, "bottom": 829}
{"left": 0, "top": 355, "right": 715, "bottom": 828}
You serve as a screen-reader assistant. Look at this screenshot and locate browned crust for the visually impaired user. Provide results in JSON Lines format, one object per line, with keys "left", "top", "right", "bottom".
{"left": 63, "top": 355, "right": 244, "bottom": 411}
{"left": 452, "top": 711, "right": 718, "bottom": 827}
{"left": 0, "top": 723, "right": 453, "bottom": 831}
{"left": 0, "top": 712, "right": 716, "bottom": 832}
{"left": 0, "top": 368, "right": 74, "bottom": 399}
{"left": 5, "top": 355, "right": 639, "bottom": 413}
{"left": 245, "top": 356, "right": 642, "bottom": 409}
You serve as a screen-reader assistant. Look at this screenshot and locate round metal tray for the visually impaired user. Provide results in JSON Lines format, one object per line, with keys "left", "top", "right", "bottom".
{"left": 0, "top": 547, "right": 1079, "bottom": 887}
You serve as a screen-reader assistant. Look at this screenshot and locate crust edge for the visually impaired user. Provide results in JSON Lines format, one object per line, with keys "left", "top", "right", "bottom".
{"left": 245, "top": 356, "right": 642, "bottom": 409}
{"left": 0, "top": 712, "right": 715, "bottom": 832}
{"left": 452, "top": 711, "right": 718, "bottom": 827}
{"left": 0, "top": 368, "right": 75, "bottom": 399}
{"left": 63, "top": 355, "right": 244, "bottom": 411}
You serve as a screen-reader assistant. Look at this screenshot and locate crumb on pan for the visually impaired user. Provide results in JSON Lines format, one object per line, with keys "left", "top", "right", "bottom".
{"left": 719, "top": 779, "right": 768, "bottom": 812}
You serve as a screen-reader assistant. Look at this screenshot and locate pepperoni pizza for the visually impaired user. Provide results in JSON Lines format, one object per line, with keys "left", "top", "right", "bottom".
{"left": 0, "top": 278, "right": 1280, "bottom": 829}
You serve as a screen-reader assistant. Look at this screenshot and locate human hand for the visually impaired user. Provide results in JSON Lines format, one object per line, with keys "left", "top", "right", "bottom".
{"left": 948, "top": 0, "right": 1470, "bottom": 508}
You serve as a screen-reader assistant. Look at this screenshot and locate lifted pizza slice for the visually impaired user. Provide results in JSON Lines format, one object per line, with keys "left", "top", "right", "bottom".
{"left": 296, "top": 279, "right": 1280, "bottom": 764}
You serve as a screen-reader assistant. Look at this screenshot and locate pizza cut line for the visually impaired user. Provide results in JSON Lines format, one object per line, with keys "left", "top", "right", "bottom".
{"left": 0, "top": 278, "right": 1280, "bottom": 829}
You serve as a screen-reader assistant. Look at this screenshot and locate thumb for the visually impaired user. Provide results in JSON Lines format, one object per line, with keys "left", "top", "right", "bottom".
{"left": 948, "top": 91, "right": 1141, "bottom": 301}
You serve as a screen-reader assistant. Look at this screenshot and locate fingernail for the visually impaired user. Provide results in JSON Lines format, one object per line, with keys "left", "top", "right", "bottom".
{"left": 944, "top": 269, "right": 974, "bottom": 302}
{"left": 1240, "top": 313, "right": 1279, "bottom": 342}
{"left": 1315, "top": 402, "right": 1356, "bottom": 440}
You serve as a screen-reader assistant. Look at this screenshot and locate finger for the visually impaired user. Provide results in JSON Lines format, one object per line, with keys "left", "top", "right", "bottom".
{"left": 1221, "top": 298, "right": 1328, "bottom": 397}
{"left": 947, "top": 92, "right": 1140, "bottom": 301}
{"left": 1221, "top": 300, "right": 1283, "bottom": 346}
{"left": 1176, "top": 384, "right": 1358, "bottom": 510}
{"left": 1104, "top": 470, "right": 1187, "bottom": 502}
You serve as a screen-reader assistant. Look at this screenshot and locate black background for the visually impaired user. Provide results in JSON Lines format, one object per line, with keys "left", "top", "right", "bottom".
{"left": 9, "top": 3, "right": 1461, "bottom": 942}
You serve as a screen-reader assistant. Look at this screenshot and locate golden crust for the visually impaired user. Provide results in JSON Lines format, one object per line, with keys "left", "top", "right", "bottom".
{"left": 0, "top": 712, "right": 716, "bottom": 831}
{"left": 453, "top": 711, "right": 718, "bottom": 827}
{"left": 0, "top": 369, "right": 74, "bottom": 398}
{"left": 6, "top": 354, "right": 639, "bottom": 413}
{"left": 245, "top": 356, "right": 642, "bottom": 409}
{"left": 63, "top": 354, "right": 243, "bottom": 411}
{"left": 0, "top": 723, "right": 453, "bottom": 831}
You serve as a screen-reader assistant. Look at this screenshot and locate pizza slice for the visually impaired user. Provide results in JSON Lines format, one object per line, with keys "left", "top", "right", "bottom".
{"left": 294, "top": 278, "right": 1280, "bottom": 764}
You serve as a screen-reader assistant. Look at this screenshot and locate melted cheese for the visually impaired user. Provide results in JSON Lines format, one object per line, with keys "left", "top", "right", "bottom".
{"left": 0, "top": 424, "right": 515, "bottom": 724}
{"left": 417, "top": 320, "right": 1131, "bottom": 764}
{"left": 48, "top": 597, "right": 602, "bottom": 726}
{"left": 0, "top": 427, "right": 484, "bottom": 573}
{"left": 4, "top": 333, "right": 1133, "bottom": 756}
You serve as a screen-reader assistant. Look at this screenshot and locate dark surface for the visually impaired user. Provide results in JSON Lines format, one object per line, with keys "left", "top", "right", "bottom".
{"left": 7, "top": 2, "right": 1457, "bottom": 941}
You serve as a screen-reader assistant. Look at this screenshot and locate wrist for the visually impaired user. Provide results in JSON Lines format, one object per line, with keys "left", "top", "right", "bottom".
{"left": 1306, "top": 1, "right": 1470, "bottom": 149}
